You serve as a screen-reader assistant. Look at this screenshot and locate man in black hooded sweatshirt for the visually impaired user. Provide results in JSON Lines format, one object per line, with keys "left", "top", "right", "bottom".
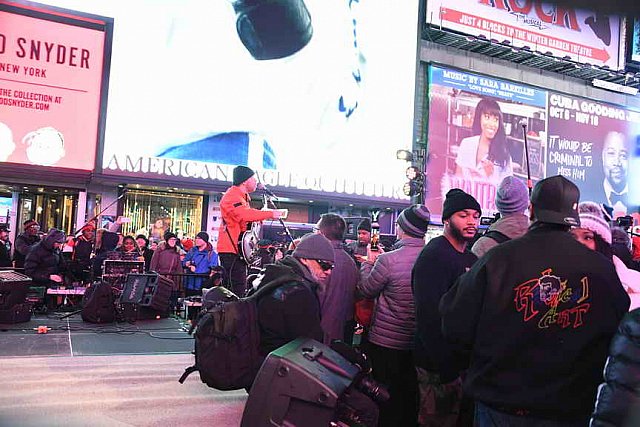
{"left": 24, "top": 228, "right": 66, "bottom": 286}
{"left": 92, "top": 231, "right": 122, "bottom": 280}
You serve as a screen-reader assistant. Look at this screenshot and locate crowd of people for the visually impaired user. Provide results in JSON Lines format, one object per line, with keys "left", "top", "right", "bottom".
{"left": 0, "top": 217, "right": 224, "bottom": 305}
{"left": 227, "top": 166, "right": 640, "bottom": 426}
{"left": 3, "top": 164, "right": 640, "bottom": 426}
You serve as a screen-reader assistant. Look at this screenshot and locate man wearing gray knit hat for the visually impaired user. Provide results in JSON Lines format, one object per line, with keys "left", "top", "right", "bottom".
{"left": 254, "top": 233, "right": 334, "bottom": 355}
{"left": 472, "top": 176, "right": 530, "bottom": 258}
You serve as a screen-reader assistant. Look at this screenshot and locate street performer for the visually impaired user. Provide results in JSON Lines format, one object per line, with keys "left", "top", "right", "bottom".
{"left": 218, "top": 165, "right": 283, "bottom": 296}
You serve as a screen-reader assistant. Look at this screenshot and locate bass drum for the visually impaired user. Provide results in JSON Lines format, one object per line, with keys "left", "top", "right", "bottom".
{"left": 239, "top": 223, "right": 262, "bottom": 264}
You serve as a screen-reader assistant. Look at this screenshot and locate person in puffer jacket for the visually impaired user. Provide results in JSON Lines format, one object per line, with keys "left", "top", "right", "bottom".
{"left": 24, "top": 227, "right": 66, "bottom": 286}
{"left": 358, "top": 204, "right": 430, "bottom": 427}
{"left": 591, "top": 309, "right": 640, "bottom": 426}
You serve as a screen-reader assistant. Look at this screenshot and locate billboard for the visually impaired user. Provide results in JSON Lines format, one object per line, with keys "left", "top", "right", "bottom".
{"left": 627, "top": 17, "right": 640, "bottom": 66}
{"left": 38, "top": 0, "right": 419, "bottom": 201}
{"left": 426, "top": 65, "right": 548, "bottom": 219}
{"left": 547, "top": 93, "right": 640, "bottom": 217}
{"left": 0, "top": 1, "right": 111, "bottom": 171}
{"left": 426, "top": 0, "right": 625, "bottom": 70}
{"left": 426, "top": 64, "right": 640, "bottom": 220}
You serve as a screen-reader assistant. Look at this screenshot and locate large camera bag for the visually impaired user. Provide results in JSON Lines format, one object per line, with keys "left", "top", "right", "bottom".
{"left": 179, "top": 268, "right": 299, "bottom": 391}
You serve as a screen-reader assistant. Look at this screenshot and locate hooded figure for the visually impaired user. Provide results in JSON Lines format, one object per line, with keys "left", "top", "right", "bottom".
{"left": 92, "top": 231, "right": 122, "bottom": 279}
{"left": 24, "top": 228, "right": 66, "bottom": 285}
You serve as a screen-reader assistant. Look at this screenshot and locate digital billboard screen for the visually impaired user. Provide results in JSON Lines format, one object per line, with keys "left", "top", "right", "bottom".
{"left": 38, "top": 0, "right": 420, "bottom": 201}
{"left": 426, "top": 0, "right": 625, "bottom": 70}
{"left": 426, "top": 65, "right": 548, "bottom": 219}
{"left": 628, "top": 17, "right": 640, "bottom": 66}
{"left": 426, "top": 64, "right": 640, "bottom": 221}
{"left": 0, "top": 0, "right": 111, "bottom": 171}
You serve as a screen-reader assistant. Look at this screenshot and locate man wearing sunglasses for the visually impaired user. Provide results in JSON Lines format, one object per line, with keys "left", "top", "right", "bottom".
{"left": 254, "top": 232, "right": 335, "bottom": 356}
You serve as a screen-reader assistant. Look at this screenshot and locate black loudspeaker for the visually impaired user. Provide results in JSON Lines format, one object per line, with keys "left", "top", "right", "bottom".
{"left": 120, "top": 273, "right": 172, "bottom": 312}
{"left": 0, "top": 271, "right": 32, "bottom": 323}
{"left": 241, "top": 338, "right": 359, "bottom": 427}
{"left": 81, "top": 281, "right": 115, "bottom": 324}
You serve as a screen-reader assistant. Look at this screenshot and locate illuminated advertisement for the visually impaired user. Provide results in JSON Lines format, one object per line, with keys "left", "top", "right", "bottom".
{"left": 630, "top": 17, "right": 640, "bottom": 64}
{"left": 547, "top": 93, "right": 640, "bottom": 217}
{"left": 426, "top": 65, "right": 548, "bottom": 218}
{"left": 426, "top": 64, "right": 640, "bottom": 220}
{"left": 426, "top": 0, "right": 624, "bottom": 70}
{"left": 0, "top": 1, "right": 111, "bottom": 170}
{"left": 38, "top": 0, "right": 419, "bottom": 201}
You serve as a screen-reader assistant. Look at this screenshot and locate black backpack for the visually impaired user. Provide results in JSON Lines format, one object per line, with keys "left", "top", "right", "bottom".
{"left": 81, "top": 281, "right": 115, "bottom": 324}
{"left": 179, "top": 268, "right": 299, "bottom": 391}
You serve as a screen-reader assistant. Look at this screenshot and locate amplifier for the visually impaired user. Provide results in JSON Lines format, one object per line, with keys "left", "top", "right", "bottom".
{"left": 120, "top": 273, "right": 172, "bottom": 313}
{"left": 0, "top": 270, "right": 31, "bottom": 311}
{"left": 0, "top": 270, "right": 32, "bottom": 283}
{"left": 241, "top": 338, "right": 359, "bottom": 427}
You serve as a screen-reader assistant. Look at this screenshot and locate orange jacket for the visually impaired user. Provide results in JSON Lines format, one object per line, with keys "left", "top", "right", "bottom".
{"left": 217, "top": 185, "right": 273, "bottom": 254}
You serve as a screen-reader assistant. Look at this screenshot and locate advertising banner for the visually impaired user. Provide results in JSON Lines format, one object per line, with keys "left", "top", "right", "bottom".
{"left": 547, "top": 93, "right": 640, "bottom": 217}
{"left": 426, "top": 65, "right": 640, "bottom": 220}
{"left": 426, "top": 65, "right": 548, "bottom": 219}
{"left": 0, "top": 1, "right": 110, "bottom": 170}
{"left": 38, "top": 0, "right": 419, "bottom": 201}
{"left": 630, "top": 17, "right": 640, "bottom": 64}
{"left": 426, "top": 0, "right": 624, "bottom": 70}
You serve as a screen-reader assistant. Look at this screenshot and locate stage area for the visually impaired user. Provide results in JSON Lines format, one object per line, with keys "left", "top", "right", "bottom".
{"left": 0, "top": 313, "right": 195, "bottom": 357}
{"left": 0, "top": 314, "right": 248, "bottom": 426}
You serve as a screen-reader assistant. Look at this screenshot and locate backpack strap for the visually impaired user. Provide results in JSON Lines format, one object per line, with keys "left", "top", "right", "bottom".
{"left": 248, "top": 272, "right": 301, "bottom": 301}
{"left": 483, "top": 230, "right": 511, "bottom": 244}
{"left": 178, "top": 365, "right": 198, "bottom": 384}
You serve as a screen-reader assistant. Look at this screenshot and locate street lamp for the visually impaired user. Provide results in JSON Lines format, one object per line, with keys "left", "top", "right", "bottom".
{"left": 397, "top": 148, "right": 426, "bottom": 204}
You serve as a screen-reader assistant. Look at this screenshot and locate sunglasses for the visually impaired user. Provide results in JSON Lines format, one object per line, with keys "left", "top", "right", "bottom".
{"left": 316, "top": 260, "right": 334, "bottom": 271}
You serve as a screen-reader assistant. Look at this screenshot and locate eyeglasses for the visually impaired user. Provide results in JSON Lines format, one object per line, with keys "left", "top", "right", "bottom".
{"left": 316, "top": 260, "right": 334, "bottom": 271}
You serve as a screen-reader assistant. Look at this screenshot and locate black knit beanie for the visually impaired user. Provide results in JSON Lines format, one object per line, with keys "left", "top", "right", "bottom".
{"left": 442, "top": 189, "right": 482, "bottom": 220}
{"left": 233, "top": 166, "right": 255, "bottom": 186}
{"left": 357, "top": 218, "right": 371, "bottom": 232}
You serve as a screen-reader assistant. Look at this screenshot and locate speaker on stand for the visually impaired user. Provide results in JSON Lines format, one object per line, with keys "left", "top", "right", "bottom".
{"left": 119, "top": 273, "right": 172, "bottom": 321}
{"left": 0, "top": 270, "right": 33, "bottom": 324}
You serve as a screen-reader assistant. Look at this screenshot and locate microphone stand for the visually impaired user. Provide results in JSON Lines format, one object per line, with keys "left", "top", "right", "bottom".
{"left": 262, "top": 191, "right": 296, "bottom": 249}
{"left": 71, "top": 189, "right": 128, "bottom": 237}
{"left": 522, "top": 123, "right": 533, "bottom": 195}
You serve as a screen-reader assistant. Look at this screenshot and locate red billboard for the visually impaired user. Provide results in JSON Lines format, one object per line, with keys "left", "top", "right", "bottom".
{"left": 0, "top": 1, "right": 111, "bottom": 171}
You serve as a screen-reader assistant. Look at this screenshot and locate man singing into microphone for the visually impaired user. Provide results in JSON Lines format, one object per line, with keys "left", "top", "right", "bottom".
{"left": 218, "top": 165, "right": 283, "bottom": 296}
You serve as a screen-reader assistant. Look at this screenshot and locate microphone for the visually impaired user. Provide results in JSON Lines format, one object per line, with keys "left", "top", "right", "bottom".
{"left": 257, "top": 183, "right": 278, "bottom": 199}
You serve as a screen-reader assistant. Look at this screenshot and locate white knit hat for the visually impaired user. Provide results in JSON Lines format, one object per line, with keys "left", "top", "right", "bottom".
{"left": 578, "top": 213, "right": 612, "bottom": 244}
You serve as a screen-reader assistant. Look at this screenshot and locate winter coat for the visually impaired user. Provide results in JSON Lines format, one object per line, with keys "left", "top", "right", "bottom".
{"left": 613, "top": 255, "right": 640, "bottom": 311}
{"left": 13, "top": 232, "right": 40, "bottom": 268}
{"left": 24, "top": 229, "right": 65, "bottom": 284}
{"left": 413, "top": 235, "right": 477, "bottom": 381}
{"left": 471, "top": 213, "right": 529, "bottom": 258}
{"left": 150, "top": 242, "right": 182, "bottom": 290}
{"left": 72, "top": 236, "right": 94, "bottom": 269}
{"left": 0, "top": 239, "right": 11, "bottom": 267}
{"left": 317, "top": 240, "right": 358, "bottom": 345}
{"left": 217, "top": 185, "right": 273, "bottom": 254}
{"left": 255, "top": 255, "right": 323, "bottom": 355}
{"left": 440, "top": 223, "right": 630, "bottom": 423}
{"left": 92, "top": 231, "right": 121, "bottom": 279}
{"left": 591, "top": 309, "right": 640, "bottom": 426}
{"left": 182, "top": 244, "right": 218, "bottom": 290}
{"left": 359, "top": 237, "right": 424, "bottom": 350}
